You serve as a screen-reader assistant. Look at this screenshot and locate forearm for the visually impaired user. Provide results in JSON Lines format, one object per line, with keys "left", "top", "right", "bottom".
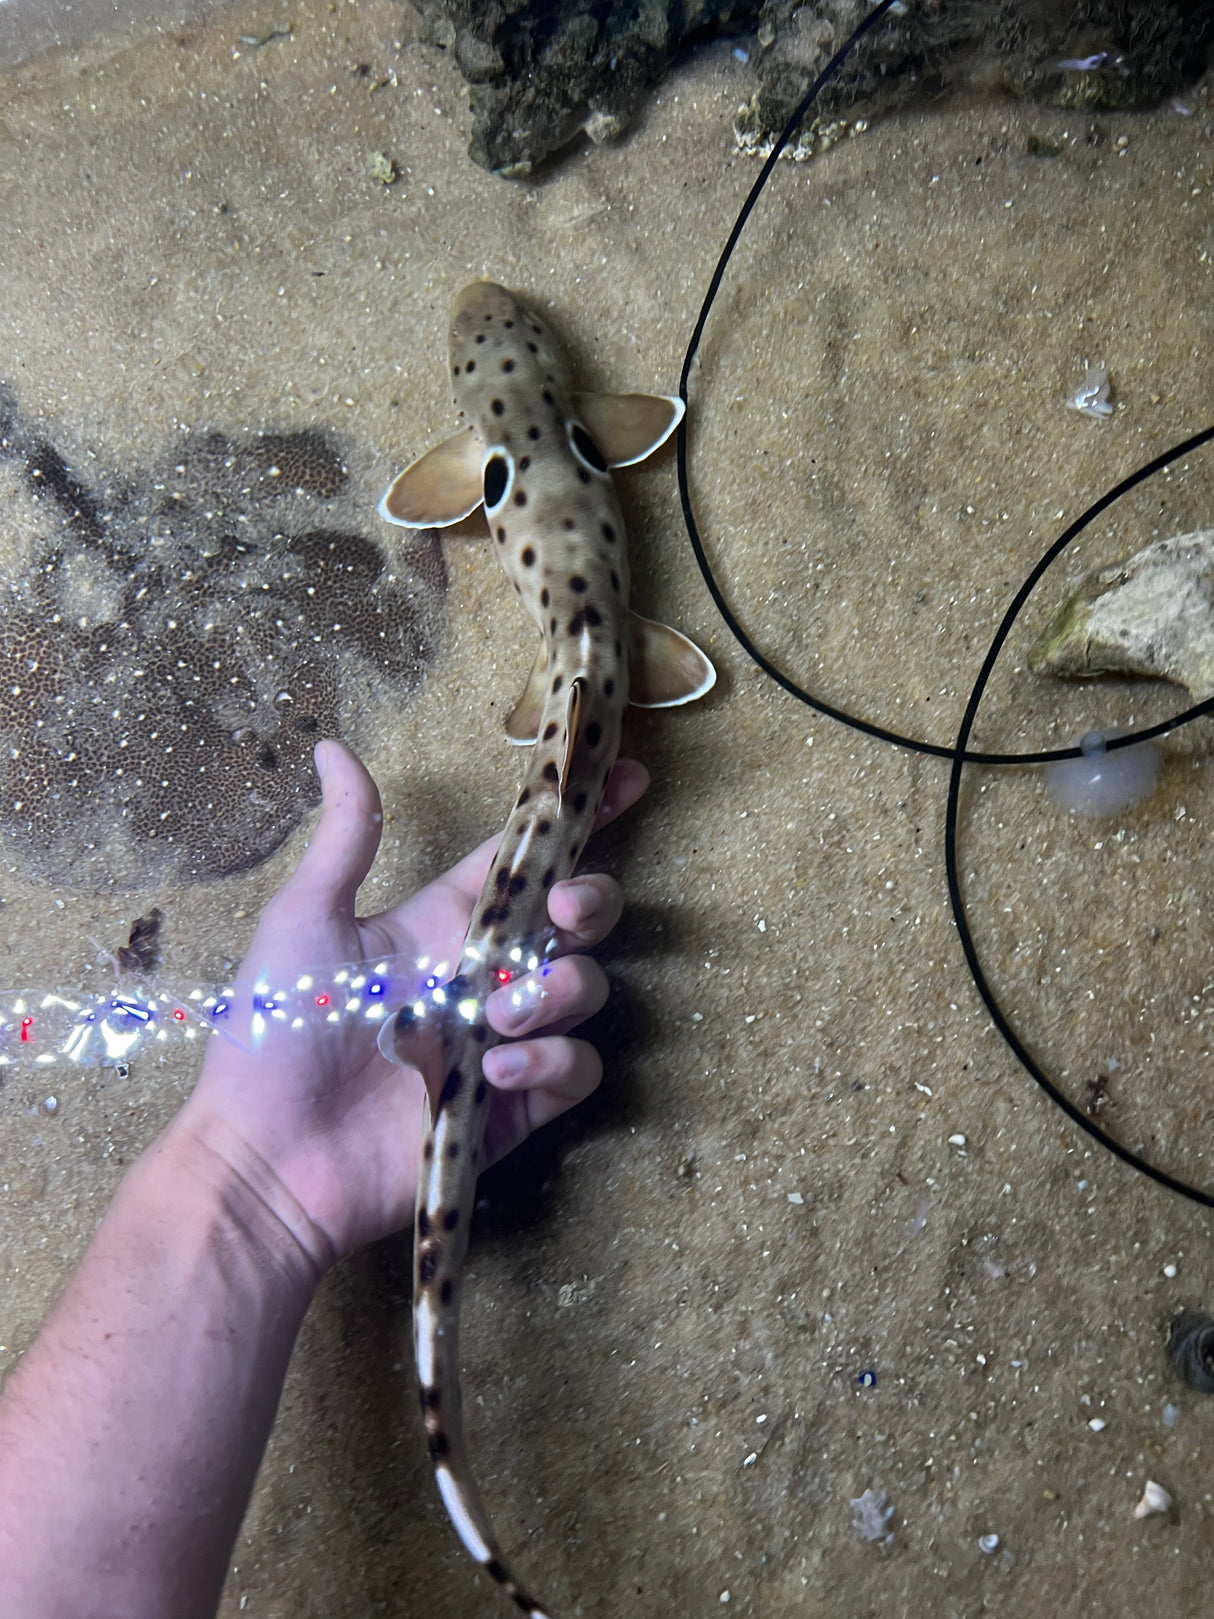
{"left": 0, "top": 1114, "right": 321, "bottom": 1619}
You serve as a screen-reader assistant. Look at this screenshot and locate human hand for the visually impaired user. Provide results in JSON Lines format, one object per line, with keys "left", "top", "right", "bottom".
{"left": 176, "top": 740, "right": 648, "bottom": 1270}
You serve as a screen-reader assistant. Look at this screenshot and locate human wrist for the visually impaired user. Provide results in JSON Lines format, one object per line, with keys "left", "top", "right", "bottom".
{"left": 140, "top": 1105, "right": 335, "bottom": 1300}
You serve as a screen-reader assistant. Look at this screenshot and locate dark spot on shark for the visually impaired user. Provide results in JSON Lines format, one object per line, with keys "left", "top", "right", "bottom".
{"left": 562, "top": 517, "right": 575, "bottom": 531}
{"left": 517, "top": 786, "right": 531, "bottom": 804}
{"left": 527, "top": 425, "right": 540, "bottom": 440}
{"left": 540, "top": 588, "right": 550, "bottom": 607}
{"left": 601, "top": 522, "right": 616, "bottom": 543}
{"left": 440, "top": 1278, "right": 455, "bottom": 1304}
{"left": 585, "top": 721, "right": 602, "bottom": 748}
{"left": 585, "top": 604, "right": 602, "bottom": 627}
{"left": 420, "top": 1385, "right": 441, "bottom": 1413}
{"left": 551, "top": 674, "right": 563, "bottom": 693}
{"left": 418, "top": 1208, "right": 431, "bottom": 1237}
{"left": 569, "top": 575, "right": 587, "bottom": 593}
{"left": 442, "top": 1208, "right": 460, "bottom": 1231}
{"left": 507, "top": 873, "right": 527, "bottom": 896}
{"left": 514, "top": 490, "right": 528, "bottom": 507}
{"left": 541, "top": 866, "right": 555, "bottom": 887}
{"left": 484, "top": 454, "right": 509, "bottom": 507}
{"left": 604, "top": 677, "right": 615, "bottom": 696}
{"left": 491, "top": 399, "right": 505, "bottom": 416}
{"left": 0, "top": 398, "right": 447, "bottom": 888}
{"left": 418, "top": 1249, "right": 439, "bottom": 1286}
{"left": 427, "top": 1431, "right": 450, "bottom": 1460}
{"left": 423, "top": 1138, "right": 435, "bottom": 1161}
{"left": 573, "top": 790, "right": 587, "bottom": 813}
{"left": 521, "top": 545, "right": 535, "bottom": 565}
{"left": 542, "top": 760, "right": 559, "bottom": 783}
{"left": 501, "top": 358, "right": 515, "bottom": 372}
{"left": 536, "top": 818, "right": 551, "bottom": 834}
{"left": 610, "top": 570, "right": 620, "bottom": 593}
{"left": 439, "top": 1068, "right": 463, "bottom": 1106}
{"left": 568, "top": 610, "right": 585, "bottom": 635}
{"left": 474, "top": 1079, "right": 487, "bottom": 1104}
{"left": 543, "top": 721, "right": 558, "bottom": 741}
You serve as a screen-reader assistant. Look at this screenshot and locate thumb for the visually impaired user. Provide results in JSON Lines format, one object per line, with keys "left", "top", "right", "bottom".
{"left": 274, "top": 739, "right": 384, "bottom": 917}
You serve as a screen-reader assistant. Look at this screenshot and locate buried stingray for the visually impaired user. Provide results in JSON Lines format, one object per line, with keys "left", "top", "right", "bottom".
{"left": 0, "top": 398, "right": 446, "bottom": 888}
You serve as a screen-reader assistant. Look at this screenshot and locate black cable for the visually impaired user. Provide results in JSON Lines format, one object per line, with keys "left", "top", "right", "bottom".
{"left": 675, "top": 0, "right": 1214, "bottom": 1202}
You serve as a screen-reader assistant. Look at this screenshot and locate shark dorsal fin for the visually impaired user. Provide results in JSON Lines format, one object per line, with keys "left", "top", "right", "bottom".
{"left": 627, "top": 611, "right": 717, "bottom": 707}
{"left": 379, "top": 426, "right": 484, "bottom": 527}
{"left": 505, "top": 639, "right": 548, "bottom": 743}
{"left": 572, "top": 393, "right": 684, "bottom": 468}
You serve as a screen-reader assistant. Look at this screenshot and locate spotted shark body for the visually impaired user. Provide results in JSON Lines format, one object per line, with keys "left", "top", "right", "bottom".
{"left": 376, "top": 281, "right": 714, "bottom": 1614}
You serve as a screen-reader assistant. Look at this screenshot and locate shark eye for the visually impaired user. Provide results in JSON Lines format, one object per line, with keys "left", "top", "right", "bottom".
{"left": 567, "top": 422, "right": 608, "bottom": 476}
{"left": 482, "top": 451, "right": 513, "bottom": 512}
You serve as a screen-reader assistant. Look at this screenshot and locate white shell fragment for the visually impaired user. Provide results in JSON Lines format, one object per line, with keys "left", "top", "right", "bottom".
{"left": 1029, "top": 529, "right": 1214, "bottom": 699}
{"left": 978, "top": 1533, "right": 1000, "bottom": 1554}
{"left": 1133, "top": 1480, "right": 1173, "bottom": 1518}
{"left": 1067, "top": 364, "right": 1114, "bottom": 418}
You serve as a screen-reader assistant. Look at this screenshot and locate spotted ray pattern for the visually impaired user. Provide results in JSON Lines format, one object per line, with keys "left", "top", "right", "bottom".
{"left": 0, "top": 389, "right": 446, "bottom": 887}
{"left": 377, "top": 281, "right": 714, "bottom": 1615}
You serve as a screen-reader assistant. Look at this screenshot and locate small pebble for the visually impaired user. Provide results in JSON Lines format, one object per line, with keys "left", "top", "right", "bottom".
{"left": 978, "top": 1533, "right": 1000, "bottom": 1554}
{"left": 1133, "top": 1480, "right": 1172, "bottom": 1518}
{"left": 948, "top": 1133, "right": 967, "bottom": 1148}
{"left": 1088, "top": 1417, "right": 1107, "bottom": 1432}
{"left": 1163, "top": 1263, "right": 1178, "bottom": 1278}
{"left": 1162, "top": 1403, "right": 1181, "bottom": 1428}
{"left": 44, "top": 1096, "right": 57, "bottom": 1113}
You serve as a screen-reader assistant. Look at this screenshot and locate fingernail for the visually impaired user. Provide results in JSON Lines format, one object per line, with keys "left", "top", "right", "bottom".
{"left": 314, "top": 741, "right": 329, "bottom": 780}
{"left": 485, "top": 1045, "right": 529, "bottom": 1086}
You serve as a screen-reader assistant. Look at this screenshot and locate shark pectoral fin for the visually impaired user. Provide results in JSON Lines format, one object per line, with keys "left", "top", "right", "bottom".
{"left": 627, "top": 612, "right": 717, "bottom": 707}
{"left": 504, "top": 639, "right": 549, "bottom": 744}
{"left": 560, "top": 678, "right": 586, "bottom": 797}
{"left": 379, "top": 427, "right": 485, "bottom": 527}
{"left": 572, "top": 392, "right": 685, "bottom": 468}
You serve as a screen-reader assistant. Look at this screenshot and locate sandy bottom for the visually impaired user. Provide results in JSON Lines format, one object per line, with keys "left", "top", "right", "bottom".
{"left": 2, "top": 2, "right": 1214, "bottom": 1614}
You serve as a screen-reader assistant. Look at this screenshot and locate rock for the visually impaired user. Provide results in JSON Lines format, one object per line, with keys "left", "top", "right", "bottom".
{"left": 1028, "top": 529, "right": 1214, "bottom": 700}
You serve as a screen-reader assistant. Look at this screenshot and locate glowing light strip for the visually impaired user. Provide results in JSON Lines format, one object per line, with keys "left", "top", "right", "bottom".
{"left": 0, "top": 930, "right": 560, "bottom": 1074}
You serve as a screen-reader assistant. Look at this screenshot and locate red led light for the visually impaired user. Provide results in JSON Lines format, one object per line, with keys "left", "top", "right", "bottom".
{"left": 496, "top": 969, "right": 513, "bottom": 984}
{"left": 172, "top": 1008, "right": 186, "bottom": 1022}
{"left": 315, "top": 993, "right": 330, "bottom": 1007}
{"left": 20, "top": 1017, "right": 32, "bottom": 1042}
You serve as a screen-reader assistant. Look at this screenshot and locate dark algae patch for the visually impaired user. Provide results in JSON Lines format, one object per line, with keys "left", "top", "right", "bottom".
{"left": 0, "top": 390, "right": 446, "bottom": 888}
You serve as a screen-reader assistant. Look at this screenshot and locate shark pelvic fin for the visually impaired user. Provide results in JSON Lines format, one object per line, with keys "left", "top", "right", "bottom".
{"left": 627, "top": 611, "right": 717, "bottom": 708}
{"left": 572, "top": 392, "right": 685, "bottom": 467}
{"left": 379, "top": 426, "right": 484, "bottom": 527}
{"left": 504, "top": 639, "right": 549, "bottom": 743}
